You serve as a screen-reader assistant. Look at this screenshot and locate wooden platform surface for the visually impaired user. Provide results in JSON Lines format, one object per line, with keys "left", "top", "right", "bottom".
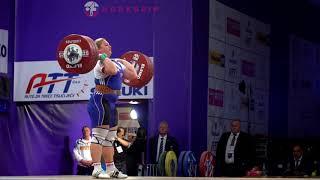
{"left": 0, "top": 176, "right": 318, "bottom": 180}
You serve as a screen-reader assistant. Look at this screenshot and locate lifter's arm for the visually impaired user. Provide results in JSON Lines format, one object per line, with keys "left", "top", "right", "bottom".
{"left": 117, "top": 59, "right": 138, "bottom": 81}
{"left": 99, "top": 54, "right": 117, "bottom": 75}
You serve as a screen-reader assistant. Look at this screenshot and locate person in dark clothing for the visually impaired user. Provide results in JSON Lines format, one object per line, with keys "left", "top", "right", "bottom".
{"left": 126, "top": 127, "right": 147, "bottom": 176}
{"left": 283, "top": 144, "right": 313, "bottom": 177}
{"left": 113, "top": 127, "right": 131, "bottom": 174}
{"left": 215, "top": 119, "right": 255, "bottom": 177}
{"left": 149, "top": 121, "right": 179, "bottom": 164}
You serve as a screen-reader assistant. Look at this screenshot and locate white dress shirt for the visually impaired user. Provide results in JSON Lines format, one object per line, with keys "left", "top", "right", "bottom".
{"left": 225, "top": 132, "right": 239, "bottom": 164}
{"left": 156, "top": 134, "right": 167, "bottom": 162}
{"left": 294, "top": 156, "right": 303, "bottom": 167}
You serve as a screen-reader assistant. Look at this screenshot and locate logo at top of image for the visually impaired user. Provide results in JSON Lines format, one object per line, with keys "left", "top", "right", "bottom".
{"left": 84, "top": 1, "right": 99, "bottom": 17}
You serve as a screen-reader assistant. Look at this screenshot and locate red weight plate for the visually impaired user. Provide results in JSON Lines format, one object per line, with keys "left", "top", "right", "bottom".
{"left": 120, "top": 51, "right": 153, "bottom": 88}
{"left": 57, "top": 34, "right": 97, "bottom": 74}
{"left": 199, "top": 151, "right": 215, "bottom": 177}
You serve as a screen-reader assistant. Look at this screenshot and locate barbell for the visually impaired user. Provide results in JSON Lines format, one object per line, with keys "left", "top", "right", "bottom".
{"left": 56, "top": 34, "right": 153, "bottom": 88}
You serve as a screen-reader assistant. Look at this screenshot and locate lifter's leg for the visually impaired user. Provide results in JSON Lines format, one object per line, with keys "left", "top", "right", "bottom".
{"left": 102, "top": 126, "right": 128, "bottom": 178}
{"left": 91, "top": 127, "right": 110, "bottom": 179}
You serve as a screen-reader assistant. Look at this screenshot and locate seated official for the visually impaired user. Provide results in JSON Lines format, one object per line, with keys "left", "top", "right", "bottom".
{"left": 283, "top": 144, "right": 313, "bottom": 177}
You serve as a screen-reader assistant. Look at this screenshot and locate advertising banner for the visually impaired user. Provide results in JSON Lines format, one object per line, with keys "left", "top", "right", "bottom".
{"left": 0, "top": 29, "right": 8, "bottom": 73}
{"left": 14, "top": 61, "right": 153, "bottom": 101}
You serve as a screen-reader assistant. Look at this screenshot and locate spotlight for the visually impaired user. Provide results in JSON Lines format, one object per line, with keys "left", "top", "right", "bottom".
{"left": 130, "top": 109, "right": 138, "bottom": 120}
{"left": 129, "top": 100, "right": 139, "bottom": 105}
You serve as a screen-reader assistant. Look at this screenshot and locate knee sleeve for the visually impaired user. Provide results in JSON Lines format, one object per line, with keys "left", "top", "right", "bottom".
{"left": 102, "top": 130, "right": 117, "bottom": 147}
{"left": 92, "top": 128, "right": 109, "bottom": 145}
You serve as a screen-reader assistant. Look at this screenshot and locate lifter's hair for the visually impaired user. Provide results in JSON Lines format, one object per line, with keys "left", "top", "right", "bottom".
{"left": 95, "top": 38, "right": 107, "bottom": 49}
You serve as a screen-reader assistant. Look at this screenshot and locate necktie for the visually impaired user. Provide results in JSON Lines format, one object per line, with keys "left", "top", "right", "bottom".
{"left": 295, "top": 160, "right": 300, "bottom": 167}
{"left": 159, "top": 137, "right": 164, "bottom": 159}
{"left": 231, "top": 133, "right": 236, "bottom": 146}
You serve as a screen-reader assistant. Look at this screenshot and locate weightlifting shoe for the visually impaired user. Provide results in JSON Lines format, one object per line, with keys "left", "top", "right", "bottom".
{"left": 92, "top": 168, "right": 110, "bottom": 179}
{"left": 108, "top": 169, "right": 128, "bottom": 179}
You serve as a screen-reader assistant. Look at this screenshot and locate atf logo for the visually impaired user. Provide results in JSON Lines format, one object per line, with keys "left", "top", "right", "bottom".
{"left": 84, "top": 1, "right": 99, "bottom": 17}
{"left": 26, "top": 73, "right": 79, "bottom": 94}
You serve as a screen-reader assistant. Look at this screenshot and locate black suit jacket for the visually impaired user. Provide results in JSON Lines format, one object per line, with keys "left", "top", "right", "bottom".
{"left": 126, "top": 138, "right": 146, "bottom": 176}
{"left": 149, "top": 134, "right": 179, "bottom": 164}
{"left": 215, "top": 131, "right": 255, "bottom": 176}
{"left": 284, "top": 156, "right": 313, "bottom": 176}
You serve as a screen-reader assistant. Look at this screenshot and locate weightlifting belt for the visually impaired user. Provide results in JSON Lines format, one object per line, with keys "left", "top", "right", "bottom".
{"left": 95, "top": 85, "right": 121, "bottom": 95}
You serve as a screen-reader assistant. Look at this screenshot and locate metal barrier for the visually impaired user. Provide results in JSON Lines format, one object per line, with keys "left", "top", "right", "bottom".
{"left": 139, "top": 164, "right": 159, "bottom": 176}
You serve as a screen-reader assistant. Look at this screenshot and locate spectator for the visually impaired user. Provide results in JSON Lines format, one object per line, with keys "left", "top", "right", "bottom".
{"left": 283, "top": 144, "right": 313, "bottom": 176}
{"left": 127, "top": 132, "right": 137, "bottom": 143}
{"left": 114, "top": 127, "right": 131, "bottom": 174}
{"left": 73, "top": 126, "right": 94, "bottom": 175}
{"left": 149, "top": 121, "right": 179, "bottom": 164}
{"left": 215, "top": 119, "right": 255, "bottom": 177}
{"left": 127, "top": 127, "right": 147, "bottom": 176}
